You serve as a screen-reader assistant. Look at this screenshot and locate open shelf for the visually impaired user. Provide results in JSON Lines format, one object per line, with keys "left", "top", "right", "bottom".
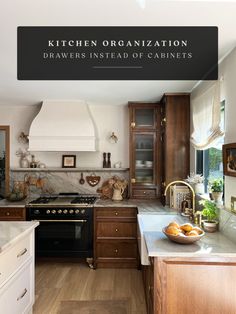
{"left": 11, "top": 167, "right": 129, "bottom": 172}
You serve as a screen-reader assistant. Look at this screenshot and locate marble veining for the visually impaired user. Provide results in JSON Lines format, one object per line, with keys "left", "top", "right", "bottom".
{"left": 0, "top": 221, "right": 39, "bottom": 253}
{"left": 219, "top": 208, "right": 236, "bottom": 244}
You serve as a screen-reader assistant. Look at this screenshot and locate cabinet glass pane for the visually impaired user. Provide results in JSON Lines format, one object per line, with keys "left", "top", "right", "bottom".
{"left": 135, "top": 109, "right": 154, "bottom": 128}
{"left": 135, "top": 134, "right": 154, "bottom": 184}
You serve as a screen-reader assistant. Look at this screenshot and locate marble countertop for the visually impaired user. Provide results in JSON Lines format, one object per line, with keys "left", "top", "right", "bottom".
{"left": 0, "top": 199, "right": 27, "bottom": 207}
{"left": 144, "top": 229, "right": 236, "bottom": 258}
{"left": 0, "top": 221, "right": 39, "bottom": 253}
{"left": 95, "top": 199, "right": 177, "bottom": 214}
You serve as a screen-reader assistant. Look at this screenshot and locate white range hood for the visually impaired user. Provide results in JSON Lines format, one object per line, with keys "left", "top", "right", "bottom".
{"left": 28, "top": 100, "right": 98, "bottom": 152}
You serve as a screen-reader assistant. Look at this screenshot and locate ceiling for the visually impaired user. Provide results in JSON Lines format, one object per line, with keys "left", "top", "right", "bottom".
{"left": 1, "top": 0, "right": 236, "bottom": 106}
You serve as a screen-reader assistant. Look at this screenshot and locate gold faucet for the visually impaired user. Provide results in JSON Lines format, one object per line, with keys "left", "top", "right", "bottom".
{"left": 164, "top": 180, "right": 196, "bottom": 213}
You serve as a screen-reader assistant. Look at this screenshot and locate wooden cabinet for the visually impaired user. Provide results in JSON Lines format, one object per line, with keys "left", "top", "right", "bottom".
{"left": 142, "top": 260, "right": 154, "bottom": 314}
{"left": 160, "top": 94, "right": 190, "bottom": 202}
{"left": 152, "top": 256, "right": 236, "bottom": 314}
{"left": 94, "top": 207, "right": 138, "bottom": 268}
{"left": 128, "top": 102, "right": 161, "bottom": 199}
{"left": 0, "top": 207, "right": 26, "bottom": 221}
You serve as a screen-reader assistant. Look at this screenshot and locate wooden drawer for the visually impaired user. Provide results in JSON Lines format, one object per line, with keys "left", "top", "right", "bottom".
{"left": 132, "top": 189, "right": 156, "bottom": 199}
{"left": 0, "top": 259, "right": 33, "bottom": 314}
{"left": 96, "top": 222, "right": 136, "bottom": 238}
{"left": 0, "top": 207, "right": 25, "bottom": 221}
{"left": 0, "top": 234, "right": 33, "bottom": 287}
{"left": 97, "top": 241, "right": 137, "bottom": 258}
{"left": 96, "top": 207, "right": 137, "bottom": 219}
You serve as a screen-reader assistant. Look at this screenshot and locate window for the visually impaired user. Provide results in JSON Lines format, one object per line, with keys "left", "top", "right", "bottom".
{"left": 196, "top": 101, "right": 225, "bottom": 192}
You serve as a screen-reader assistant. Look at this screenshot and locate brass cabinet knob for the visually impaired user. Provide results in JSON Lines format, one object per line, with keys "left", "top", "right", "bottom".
{"left": 114, "top": 249, "right": 118, "bottom": 253}
{"left": 131, "top": 122, "right": 136, "bottom": 128}
{"left": 115, "top": 228, "right": 118, "bottom": 232}
{"left": 6, "top": 212, "right": 10, "bottom": 216}
{"left": 143, "top": 191, "right": 146, "bottom": 194}
{"left": 131, "top": 178, "right": 136, "bottom": 184}
{"left": 115, "top": 212, "right": 118, "bottom": 216}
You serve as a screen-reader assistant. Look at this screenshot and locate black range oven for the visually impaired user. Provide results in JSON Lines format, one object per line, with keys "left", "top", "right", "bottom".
{"left": 26, "top": 194, "right": 96, "bottom": 260}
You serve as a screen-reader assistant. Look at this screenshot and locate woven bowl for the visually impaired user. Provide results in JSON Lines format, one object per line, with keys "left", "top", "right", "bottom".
{"left": 162, "top": 227, "right": 205, "bottom": 244}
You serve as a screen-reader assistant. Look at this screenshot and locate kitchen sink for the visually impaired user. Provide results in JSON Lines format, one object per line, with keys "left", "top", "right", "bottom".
{"left": 137, "top": 214, "right": 186, "bottom": 265}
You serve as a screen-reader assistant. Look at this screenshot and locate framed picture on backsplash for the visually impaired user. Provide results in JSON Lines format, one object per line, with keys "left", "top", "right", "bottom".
{"left": 223, "top": 143, "right": 236, "bottom": 177}
{"left": 62, "top": 155, "right": 76, "bottom": 168}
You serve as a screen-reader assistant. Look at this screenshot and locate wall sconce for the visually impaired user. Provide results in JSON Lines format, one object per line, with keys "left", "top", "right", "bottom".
{"left": 109, "top": 132, "right": 118, "bottom": 144}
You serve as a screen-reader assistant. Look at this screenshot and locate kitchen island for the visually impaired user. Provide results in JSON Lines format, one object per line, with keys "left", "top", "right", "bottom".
{"left": 139, "top": 214, "right": 236, "bottom": 314}
{"left": 0, "top": 221, "right": 39, "bottom": 314}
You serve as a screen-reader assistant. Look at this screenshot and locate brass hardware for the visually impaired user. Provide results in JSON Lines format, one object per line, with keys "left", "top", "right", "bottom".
{"left": 17, "top": 288, "right": 27, "bottom": 301}
{"left": 115, "top": 212, "right": 118, "bottom": 216}
{"left": 131, "top": 178, "right": 136, "bottom": 184}
{"left": 162, "top": 182, "right": 166, "bottom": 187}
{"left": 32, "top": 219, "right": 87, "bottom": 223}
{"left": 115, "top": 228, "right": 118, "bottom": 232}
{"left": 131, "top": 122, "right": 136, "bottom": 128}
{"left": 164, "top": 180, "right": 196, "bottom": 213}
{"left": 6, "top": 212, "right": 10, "bottom": 216}
{"left": 114, "top": 249, "right": 118, "bottom": 253}
{"left": 161, "top": 117, "right": 166, "bottom": 126}
{"left": 17, "top": 248, "right": 27, "bottom": 258}
{"left": 143, "top": 191, "right": 146, "bottom": 194}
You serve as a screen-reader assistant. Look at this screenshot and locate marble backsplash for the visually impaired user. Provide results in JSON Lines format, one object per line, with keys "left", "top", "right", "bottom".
{"left": 219, "top": 208, "right": 236, "bottom": 244}
{"left": 10, "top": 170, "right": 129, "bottom": 199}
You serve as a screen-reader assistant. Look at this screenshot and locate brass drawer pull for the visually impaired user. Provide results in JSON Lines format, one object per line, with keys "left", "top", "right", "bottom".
{"left": 6, "top": 212, "right": 10, "bottom": 216}
{"left": 114, "top": 249, "right": 118, "bottom": 253}
{"left": 115, "top": 212, "right": 118, "bottom": 216}
{"left": 17, "top": 248, "right": 27, "bottom": 258}
{"left": 17, "top": 288, "right": 27, "bottom": 301}
{"left": 115, "top": 228, "right": 119, "bottom": 232}
{"left": 143, "top": 191, "right": 146, "bottom": 194}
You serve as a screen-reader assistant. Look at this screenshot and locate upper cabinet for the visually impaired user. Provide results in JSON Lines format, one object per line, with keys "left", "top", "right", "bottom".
{"left": 128, "top": 103, "right": 161, "bottom": 199}
{"left": 160, "top": 93, "right": 190, "bottom": 201}
{"left": 128, "top": 94, "right": 190, "bottom": 200}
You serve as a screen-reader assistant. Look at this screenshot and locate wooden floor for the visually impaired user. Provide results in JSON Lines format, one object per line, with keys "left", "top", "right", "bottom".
{"left": 33, "top": 260, "right": 147, "bottom": 314}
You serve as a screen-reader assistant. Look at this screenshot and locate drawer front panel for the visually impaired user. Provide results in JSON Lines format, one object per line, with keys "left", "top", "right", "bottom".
{"left": 96, "top": 207, "right": 137, "bottom": 218}
{"left": 97, "top": 242, "right": 137, "bottom": 258}
{"left": 97, "top": 222, "right": 137, "bottom": 238}
{"left": 0, "top": 208, "right": 25, "bottom": 221}
{"left": 0, "top": 260, "right": 33, "bottom": 314}
{"left": 132, "top": 189, "right": 156, "bottom": 198}
{"left": 0, "top": 234, "right": 32, "bottom": 286}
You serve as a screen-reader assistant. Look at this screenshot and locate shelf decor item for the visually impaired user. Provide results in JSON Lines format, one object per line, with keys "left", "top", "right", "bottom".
{"left": 16, "top": 148, "right": 30, "bottom": 168}
{"left": 199, "top": 199, "right": 219, "bottom": 232}
{"left": 223, "top": 143, "right": 236, "bottom": 177}
{"left": 185, "top": 172, "right": 205, "bottom": 194}
{"left": 62, "top": 155, "right": 76, "bottom": 168}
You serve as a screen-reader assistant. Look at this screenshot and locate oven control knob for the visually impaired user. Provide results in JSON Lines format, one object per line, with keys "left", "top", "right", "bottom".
{"left": 75, "top": 209, "right": 80, "bottom": 214}
{"left": 81, "top": 209, "right": 85, "bottom": 214}
{"left": 63, "top": 209, "right": 68, "bottom": 214}
{"left": 58, "top": 210, "right": 62, "bottom": 214}
{"left": 52, "top": 210, "right": 56, "bottom": 214}
{"left": 46, "top": 210, "right": 51, "bottom": 214}
{"left": 69, "top": 209, "right": 74, "bottom": 214}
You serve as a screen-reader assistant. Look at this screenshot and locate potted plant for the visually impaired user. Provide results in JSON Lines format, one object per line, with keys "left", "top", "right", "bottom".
{"left": 209, "top": 178, "right": 223, "bottom": 205}
{"left": 199, "top": 199, "right": 219, "bottom": 232}
{"left": 186, "top": 172, "right": 205, "bottom": 194}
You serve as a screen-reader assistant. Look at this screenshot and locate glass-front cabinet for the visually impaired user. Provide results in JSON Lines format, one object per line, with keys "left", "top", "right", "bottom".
{"left": 129, "top": 103, "right": 161, "bottom": 199}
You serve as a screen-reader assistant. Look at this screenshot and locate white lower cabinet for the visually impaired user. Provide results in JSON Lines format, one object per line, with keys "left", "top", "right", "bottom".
{"left": 0, "top": 259, "right": 33, "bottom": 314}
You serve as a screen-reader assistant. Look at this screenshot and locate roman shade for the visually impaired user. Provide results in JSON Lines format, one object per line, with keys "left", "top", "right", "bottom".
{"left": 190, "top": 81, "right": 224, "bottom": 150}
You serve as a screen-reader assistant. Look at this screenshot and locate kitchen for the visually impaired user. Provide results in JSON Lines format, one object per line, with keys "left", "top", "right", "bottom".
{"left": 1, "top": 1, "right": 236, "bottom": 314}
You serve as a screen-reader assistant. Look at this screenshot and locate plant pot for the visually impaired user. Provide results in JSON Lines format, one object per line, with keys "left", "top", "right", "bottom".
{"left": 211, "top": 192, "right": 223, "bottom": 205}
{"left": 194, "top": 183, "right": 204, "bottom": 194}
{"left": 202, "top": 220, "right": 218, "bottom": 233}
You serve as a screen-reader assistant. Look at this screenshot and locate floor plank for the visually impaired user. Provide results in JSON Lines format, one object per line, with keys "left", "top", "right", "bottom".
{"left": 33, "top": 261, "right": 147, "bottom": 314}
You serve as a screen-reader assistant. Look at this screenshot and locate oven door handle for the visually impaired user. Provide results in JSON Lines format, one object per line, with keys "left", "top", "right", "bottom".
{"left": 32, "top": 219, "right": 87, "bottom": 223}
